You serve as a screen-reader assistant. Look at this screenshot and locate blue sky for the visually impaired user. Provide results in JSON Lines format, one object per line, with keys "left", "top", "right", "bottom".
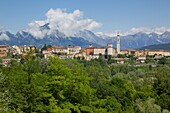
{"left": 0, "top": 0, "right": 170, "bottom": 35}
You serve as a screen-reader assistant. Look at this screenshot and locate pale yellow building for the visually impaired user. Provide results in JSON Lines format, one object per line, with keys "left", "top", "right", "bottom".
{"left": 0, "top": 44, "right": 9, "bottom": 57}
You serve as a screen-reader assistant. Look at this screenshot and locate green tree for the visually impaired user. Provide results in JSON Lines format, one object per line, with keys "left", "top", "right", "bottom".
{"left": 111, "top": 77, "right": 136, "bottom": 112}
{"left": 158, "top": 57, "right": 167, "bottom": 65}
{"left": 46, "top": 57, "right": 96, "bottom": 112}
{"left": 153, "top": 66, "right": 170, "bottom": 110}
{"left": 0, "top": 72, "right": 11, "bottom": 113}
{"left": 134, "top": 98, "right": 161, "bottom": 113}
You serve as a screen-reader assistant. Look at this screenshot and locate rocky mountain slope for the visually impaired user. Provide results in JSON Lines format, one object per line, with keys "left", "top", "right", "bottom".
{"left": 0, "top": 27, "right": 170, "bottom": 49}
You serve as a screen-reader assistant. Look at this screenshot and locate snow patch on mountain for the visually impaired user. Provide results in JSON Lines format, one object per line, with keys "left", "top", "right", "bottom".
{"left": 156, "top": 39, "right": 163, "bottom": 43}
{"left": 96, "top": 27, "right": 170, "bottom": 39}
{"left": 0, "top": 33, "right": 10, "bottom": 41}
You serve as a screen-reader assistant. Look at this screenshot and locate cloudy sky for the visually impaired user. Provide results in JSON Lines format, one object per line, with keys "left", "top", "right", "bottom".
{"left": 0, "top": 0, "right": 170, "bottom": 37}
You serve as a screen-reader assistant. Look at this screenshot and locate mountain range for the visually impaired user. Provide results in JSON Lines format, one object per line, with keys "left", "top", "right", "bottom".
{"left": 0, "top": 26, "right": 170, "bottom": 49}
{"left": 139, "top": 43, "right": 170, "bottom": 50}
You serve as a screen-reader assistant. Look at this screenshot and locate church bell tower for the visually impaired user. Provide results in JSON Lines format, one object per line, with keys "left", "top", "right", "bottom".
{"left": 117, "top": 32, "right": 120, "bottom": 54}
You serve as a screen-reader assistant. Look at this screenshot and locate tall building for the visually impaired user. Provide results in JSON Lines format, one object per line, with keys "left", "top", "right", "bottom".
{"left": 107, "top": 43, "right": 113, "bottom": 56}
{"left": 117, "top": 33, "right": 120, "bottom": 54}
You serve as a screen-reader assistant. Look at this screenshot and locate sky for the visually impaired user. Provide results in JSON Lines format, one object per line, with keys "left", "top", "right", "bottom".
{"left": 0, "top": 0, "right": 170, "bottom": 36}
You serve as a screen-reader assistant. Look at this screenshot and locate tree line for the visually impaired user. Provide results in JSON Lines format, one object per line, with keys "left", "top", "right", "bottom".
{"left": 0, "top": 56, "right": 170, "bottom": 113}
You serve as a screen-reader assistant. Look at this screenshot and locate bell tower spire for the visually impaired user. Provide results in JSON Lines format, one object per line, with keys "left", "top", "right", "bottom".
{"left": 117, "top": 32, "right": 120, "bottom": 54}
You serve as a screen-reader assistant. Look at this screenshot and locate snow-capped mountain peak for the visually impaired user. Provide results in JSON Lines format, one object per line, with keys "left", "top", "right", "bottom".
{"left": 1, "top": 28, "right": 170, "bottom": 49}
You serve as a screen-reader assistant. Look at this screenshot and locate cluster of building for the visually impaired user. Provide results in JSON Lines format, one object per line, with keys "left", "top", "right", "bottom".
{"left": 1, "top": 34, "right": 170, "bottom": 64}
{"left": 0, "top": 44, "right": 36, "bottom": 57}
{"left": 42, "top": 34, "right": 121, "bottom": 60}
{"left": 0, "top": 45, "right": 36, "bottom": 66}
{"left": 41, "top": 34, "right": 170, "bottom": 63}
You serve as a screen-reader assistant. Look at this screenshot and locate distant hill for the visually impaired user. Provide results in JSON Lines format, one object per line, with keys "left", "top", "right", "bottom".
{"left": 1, "top": 23, "right": 170, "bottom": 49}
{"left": 139, "top": 43, "right": 170, "bottom": 50}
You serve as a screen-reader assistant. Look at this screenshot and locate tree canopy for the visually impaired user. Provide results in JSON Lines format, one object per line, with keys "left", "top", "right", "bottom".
{"left": 0, "top": 56, "right": 169, "bottom": 113}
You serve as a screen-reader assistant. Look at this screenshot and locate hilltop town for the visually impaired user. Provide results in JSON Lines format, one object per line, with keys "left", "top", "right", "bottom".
{"left": 1, "top": 1, "right": 170, "bottom": 112}
{"left": 1, "top": 34, "right": 170, "bottom": 66}
{"left": 1, "top": 34, "right": 170, "bottom": 113}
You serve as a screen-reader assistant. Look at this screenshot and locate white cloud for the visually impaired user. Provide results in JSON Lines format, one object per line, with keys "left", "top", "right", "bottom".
{"left": 129, "top": 27, "right": 170, "bottom": 34}
{"left": 0, "top": 33, "right": 10, "bottom": 41}
{"left": 27, "top": 8, "right": 101, "bottom": 38}
{"left": 97, "top": 27, "right": 170, "bottom": 37}
{"left": 96, "top": 30, "right": 126, "bottom": 37}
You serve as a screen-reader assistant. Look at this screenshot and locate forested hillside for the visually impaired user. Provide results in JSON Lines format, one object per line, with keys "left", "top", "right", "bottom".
{"left": 0, "top": 56, "right": 170, "bottom": 113}
{"left": 139, "top": 43, "right": 170, "bottom": 50}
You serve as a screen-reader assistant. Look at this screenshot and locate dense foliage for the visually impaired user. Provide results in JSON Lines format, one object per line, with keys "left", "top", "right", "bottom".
{"left": 0, "top": 56, "right": 170, "bottom": 113}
